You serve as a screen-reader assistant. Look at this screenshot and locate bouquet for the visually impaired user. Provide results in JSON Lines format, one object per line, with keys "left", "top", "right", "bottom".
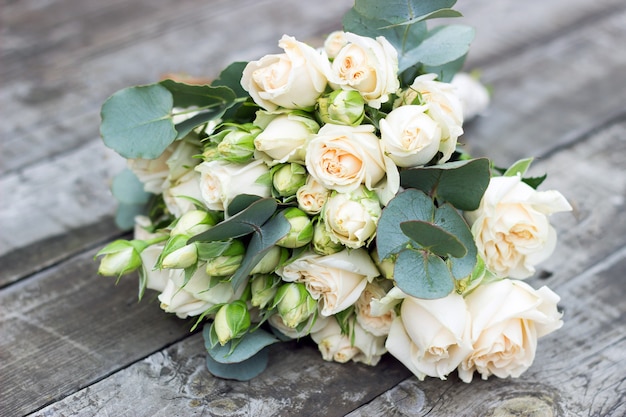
{"left": 96, "top": 0, "right": 572, "bottom": 382}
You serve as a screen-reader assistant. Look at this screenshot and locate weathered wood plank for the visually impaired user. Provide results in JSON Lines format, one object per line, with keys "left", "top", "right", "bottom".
{"left": 0, "top": 249, "right": 192, "bottom": 417}
{"left": 29, "top": 337, "right": 410, "bottom": 417}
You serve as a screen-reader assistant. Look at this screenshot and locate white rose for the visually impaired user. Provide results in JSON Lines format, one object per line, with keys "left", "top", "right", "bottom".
{"left": 380, "top": 104, "right": 442, "bottom": 167}
{"left": 253, "top": 111, "right": 319, "bottom": 164}
{"left": 322, "top": 186, "right": 381, "bottom": 249}
{"left": 311, "top": 317, "right": 387, "bottom": 365}
{"left": 139, "top": 244, "right": 170, "bottom": 292}
{"left": 355, "top": 280, "right": 396, "bottom": 337}
{"left": 450, "top": 72, "right": 490, "bottom": 120}
{"left": 399, "top": 74, "right": 464, "bottom": 163}
{"left": 162, "top": 170, "right": 203, "bottom": 217}
{"left": 323, "top": 31, "right": 348, "bottom": 59}
{"left": 385, "top": 291, "right": 472, "bottom": 380}
{"left": 327, "top": 32, "right": 399, "bottom": 109}
{"left": 157, "top": 265, "right": 244, "bottom": 319}
{"left": 241, "top": 35, "right": 328, "bottom": 112}
{"left": 465, "top": 175, "right": 572, "bottom": 279}
{"left": 458, "top": 279, "right": 563, "bottom": 382}
{"left": 305, "top": 123, "right": 399, "bottom": 204}
{"left": 296, "top": 176, "right": 330, "bottom": 215}
{"left": 278, "top": 249, "right": 379, "bottom": 316}
{"left": 133, "top": 215, "right": 168, "bottom": 241}
{"left": 195, "top": 159, "right": 271, "bottom": 212}
{"left": 127, "top": 148, "right": 173, "bottom": 194}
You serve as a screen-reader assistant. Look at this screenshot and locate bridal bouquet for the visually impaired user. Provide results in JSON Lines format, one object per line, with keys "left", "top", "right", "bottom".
{"left": 96, "top": 0, "right": 571, "bottom": 382}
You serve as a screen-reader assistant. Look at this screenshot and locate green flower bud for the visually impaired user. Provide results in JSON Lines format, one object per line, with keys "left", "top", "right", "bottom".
{"left": 455, "top": 255, "right": 497, "bottom": 295}
{"left": 161, "top": 242, "right": 198, "bottom": 269}
{"left": 317, "top": 90, "right": 365, "bottom": 126}
{"left": 272, "top": 163, "right": 307, "bottom": 197}
{"left": 276, "top": 207, "right": 314, "bottom": 248}
{"left": 312, "top": 220, "right": 344, "bottom": 255}
{"left": 250, "top": 245, "right": 289, "bottom": 275}
{"left": 213, "top": 300, "right": 251, "bottom": 345}
{"left": 273, "top": 282, "right": 317, "bottom": 328}
{"left": 250, "top": 274, "right": 281, "bottom": 309}
{"left": 95, "top": 239, "right": 146, "bottom": 277}
{"left": 204, "top": 240, "right": 246, "bottom": 276}
{"left": 170, "top": 209, "right": 216, "bottom": 237}
{"left": 214, "top": 123, "right": 260, "bottom": 163}
{"left": 370, "top": 249, "right": 394, "bottom": 279}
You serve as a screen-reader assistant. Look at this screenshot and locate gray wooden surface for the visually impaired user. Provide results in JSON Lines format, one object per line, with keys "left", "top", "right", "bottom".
{"left": 1, "top": 0, "right": 625, "bottom": 416}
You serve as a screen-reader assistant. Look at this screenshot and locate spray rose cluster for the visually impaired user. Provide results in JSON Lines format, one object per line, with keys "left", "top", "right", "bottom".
{"left": 97, "top": 29, "right": 571, "bottom": 382}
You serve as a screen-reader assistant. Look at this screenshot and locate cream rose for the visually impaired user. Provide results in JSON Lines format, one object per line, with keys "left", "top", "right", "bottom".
{"left": 399, "top": 74, "right": 464, "bottom": 163}
{"left": 458, "top": 279, "right": 563, "bottom": 382}
{"left": 465, "top": 175, "right": 572, "bottom": 279}
{"left": 327, "top": 32, "right": 399, "bottom": 109}
{"left": 305, "top": 123, "right": 399, "bottom": 204}
{"left": 323, "top": 31, "right": 348, "bottom": 59}
{"left": 195, "top": 159, "right": 271, "bottom": 212}
{"left": 241, "top": 35, "right": 328, "bottom": 112}
{"left": 296, "top": 176, "right": 330, "bottom": 215}
{"left": 127, "top": 148, "right": 173, "bottom": 194}
{"left": 278, "top": 249, "right": 379, "bottom": 316}
{"left": 322, "top": 186, "right": 381, "bottom": 249}
{"left": 157, "top": 264, "right": 244, "bottom": 319}
{"left": 253, "top": 111, "right": 319, "bottom": 164}
{"left": 139, "top": 244, "right": 170, "bottom": 292}
{"left": 450, "top": 72, "right": 490, "bottom": 121}
{"left": 311, "top": 317, "right": 387, "bottom": 365}
{"left": 386, "top": 291, "right": 472, "bottom": 380}
{"left": 380, "top": 104, "right": 442, "bottom": 167}
{"left": 162, "top": 170, "right": 203, "bottom": 217}
{"left": 355, "top": 280, "right": 396, "bottom": 337}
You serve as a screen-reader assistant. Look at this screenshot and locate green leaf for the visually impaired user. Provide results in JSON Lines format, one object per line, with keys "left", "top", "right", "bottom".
{"left": 100, "top": 84, "right": 177, "bottom": 159}
{"left": 229, "top": 212, "right": 291, "bottom": 291}
{"left": 400, "top": 220, "right": 466, "bottom": 258}
{"left": 205, "top": 349, "right": 270, "bottom": 381}
{"left": 189, "top": 198, "right": 278, "bottom": 243}
{"left": 111, "top": 169, "right": 152, "bottom": 205}
{"left": 421, "top": 53, "right": 467, "bottom": 82}
{"left": 394, "top": 249, "right": 454, "bottom": 298}
{"left": 211, "top": 62, "right": 249, "bottom": 99}
{"left": 115, "top": 203, "right": 146, "bottom": 230}
{"left": 159, "top": 80, "right": 236, "bottom": 109}
{"left": 400, "top": 25, "right": 474, "bottom": 70}
{"left": 433, "top": 204, "right": 477, "bottom": 279}
{"left": 203, "top": 325, "right": 279, "bottom": 364}
{"left": 227, "top": 194, "right": 263, "bottom": 217}
{"left": 353, "top": 0, "right": 458, "bottom": 25}
{"left": 196, "top": 241, "right": 236, "bottom": 260}
{"left": 523, "top": 174, "right": 547, "bottom": 189}
{"left": 400, "top": 158, "right": 490, "bottom": 211}
{"left": 376, "top": 189, "right": 435, "bottom": 261}
{"left": 504, "top": 157, "right": 534, "bottom": 177}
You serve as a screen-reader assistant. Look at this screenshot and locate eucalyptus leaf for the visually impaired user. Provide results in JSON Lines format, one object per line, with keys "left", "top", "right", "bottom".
{"left": 422, "top": 53, "right": 467, "bottom": 82}
{"left": 115, "top": 202, "right": 147, "bottom": 230}
{"left": 227, "top": 194, "right": 263, "bottom": 217}
{"left": 229, "top": 212, "right": 291, "bottom": 291}
{"left": 400, "top": 24, "right": 474, "bottom": 70}
{"left": 353, "top": 0, "right": 458, "bottom": 24}
{"left": 111, "top": 169, "right": 152, "bottom": 205}
{"left": 394, "top": 249, "right": 454, "bottom": 298}
{"left": 211, "top": 62, "right": 249, "bottom": 98}
{"left": 159, "top": 80, "right": 236, "bottom": 109}
{"left": 100, "top": 84, "right": 177, "bottom": 159}
{"left": 174, "top": 109, "right": 225, "bottom": 139}
{"left": 400, "top": 220, "right": 466, "bottom": 258}
{"left": 433, "top": 204, "right": 477, "bottom": 279}
{"left": 376, "top": 189, "right": 435, "bottom": 261}
{"left": 188, "top": 198, "right": 278, "bottom": 243}
{"left": 203, "top": 325, "right": 279, "bottom": 364}
{"left": 205, "top": 348, "right": 270, "bottom": 381}
{"left": 400, "top": 158, "right": 490, "bottom": 211}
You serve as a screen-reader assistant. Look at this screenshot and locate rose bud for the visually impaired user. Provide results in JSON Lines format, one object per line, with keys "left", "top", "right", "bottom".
{"left": 312, "top": 220, "right": 344, "bottom": 255}
{"left": 215, "top": 123, "right": 260, "bottom": 163}
{"left": 272, "top": 163, "right": 307, "bottom": 197}
{"left": 170, "top": 209, "right": 217, "bottom": 237}
{"left": 249, "top": 245, "right": 289, "bottom": 275}
{"left": 250, "top": 274, "right": 281, "bottom": 309}
{"left": 276, "top": 207, "right": 314, "bottom": 248}
{"left": 95, "top": 239, "right": 146, "bottom": 277}
{"left": 317, "top": 89, "right": 365, "bottom": 126}
{"left": 273, "top": 282, "right": 317, "bottom": 328}
{"left": 204, "top": 240, "right": 246, "bottom": 277}
{"left": 161, "top": 241, "right": 198, "bottom": 269}
{"left": 213, "top": 300, "right": 251, "bottom": 345}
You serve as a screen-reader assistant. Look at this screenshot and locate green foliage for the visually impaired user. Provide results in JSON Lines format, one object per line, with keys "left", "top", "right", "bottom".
{"left": 344, "top": 0, "right": 473, "bottom": 79}
{"left": 400, "top": 158, "right": 490, "bottom": 211}
{"left": 111, "top": 169, "right": 152, "bottom": 230}
{"left": 376, "top": 189, "right": 477, "bottom": 299}
{"left": 203, "top": 324, "right": 279, "bottom": 381}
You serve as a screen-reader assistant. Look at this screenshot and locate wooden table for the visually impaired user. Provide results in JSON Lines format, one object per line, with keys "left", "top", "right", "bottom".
{"left": 2, "top": 0, "right": 625, "bottom": 415}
